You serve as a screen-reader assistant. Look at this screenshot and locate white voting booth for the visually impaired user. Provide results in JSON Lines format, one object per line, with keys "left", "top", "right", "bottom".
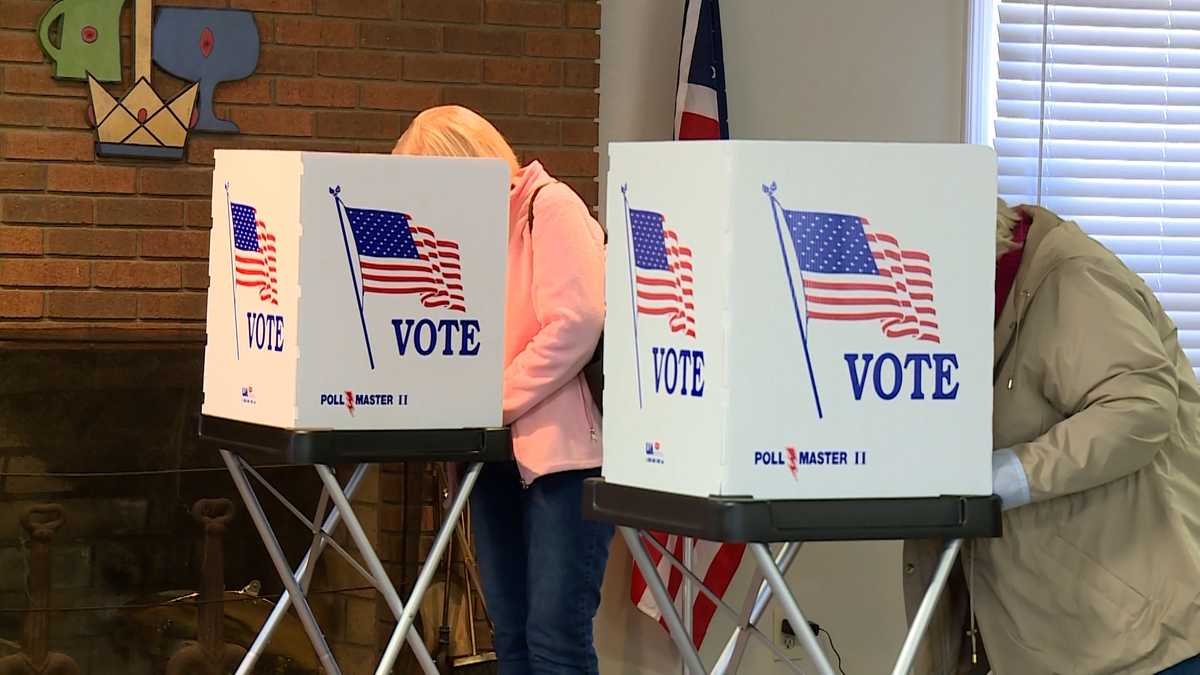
{"left": 586, "top": 141, "right": 1001, "bottom": 675}
{"left": 199, "top": 151, "right": 510, "bottom": 675}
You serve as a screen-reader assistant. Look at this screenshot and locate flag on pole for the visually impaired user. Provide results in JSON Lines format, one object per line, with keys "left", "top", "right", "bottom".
{"left": 231, "top": 201, "right": 278, "bottom": 305}
{"left": 629, "top": 0, "right": 744, "bottom": 650}
{"left": 781, "top": 209, "right": 941, "bottom": 343}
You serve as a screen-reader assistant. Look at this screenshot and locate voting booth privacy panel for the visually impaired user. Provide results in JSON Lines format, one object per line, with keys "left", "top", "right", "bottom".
{"left": 201, "top": 151, "right": 509, "bottom": 431}
{"left": 603, "top": 141, "right": 997, "bottom": 501}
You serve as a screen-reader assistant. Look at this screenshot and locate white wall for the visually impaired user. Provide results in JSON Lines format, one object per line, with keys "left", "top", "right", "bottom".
{"left": 595, "top": 1, "right": 968, "bottom": 673}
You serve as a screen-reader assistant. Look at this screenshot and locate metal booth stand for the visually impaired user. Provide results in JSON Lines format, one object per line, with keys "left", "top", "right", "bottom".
{"left": 200, "top": 415, "right": 510, "bottom": 675}
{"left": 584, "top": 479, "right": 1001, "bottom": 675}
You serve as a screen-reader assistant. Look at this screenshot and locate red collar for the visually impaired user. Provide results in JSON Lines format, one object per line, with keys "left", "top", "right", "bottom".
{"left": 995, "top": 211, "right": 1032, "bottom": 324}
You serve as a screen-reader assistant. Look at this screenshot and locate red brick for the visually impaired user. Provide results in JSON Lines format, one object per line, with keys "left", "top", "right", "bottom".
{"left": 532, "top": 148, "right": 597, "bottom": 177}
{"left": 360, "top": 23, "right": 440, "bottom": 51}
{"left": 0, "top": 97, "right": 88, "bottom": 128}
{"left": 526, "top": 89, "right": 597, "bottom": 117}
{"left": 317, "top": 111, "right": 408, "bottom": 140}
{"left": 562, "top": 177, "right": 597, "bottom": 208}
{"left": 357, "top": 140, "right": 395, "bottom": 154}
{"left": 404, "top": 0, "right": 481, "bottom": 23}
{"left": 186, "top": 137, "right": 359, "bottom": 165}
{"left": 2, "top": 130, "right": 93, "bottom": 161}
{"left": 0, "top": 29, "right": 44, "bottom": 62}
{"left": 441, "top": 86, "right": 523, "bottom": 114}
{"left": 185, "top": 201, "right": 212, "bottom": 228}
{"left": 44, "top": 229, "right": 138, "bottom": 257}
{"left": 316, "top": 0, "right": 391, "bottom": 18}
{"left": 138, "top": 292, "right": 208, "bottom": 320}
{"left": 182, "top": 262, "right": 209, "bottom": 289}
{"left": 0, "top": 260, "right": 89, "bottom": 287}
{"left": 564, "top": 61, "right": 598, "bottom": 88}
{"left": 94, "top": 261, "right": 181, "bottom": 289}
{"left": 567, "top": 2, "right": 600, "bottom": 29}
{"left": 213, "top": 78, "right": 273, "bottom": 104}
{"left": 258, "top": 46, "right": 316, "bottom": 76}
{"left": 0, "top": 2, "right": 47, "bottom": 30}
{"left": 276, "top": 16, "right": 357, "bottom": 47}
{"left": 485, "top": 1, "right": 562, "bottom": 27}
{"left": 140, "top": 231, "right": 210, "bottom": 258}
{"left": 231, "top": 0, "right": 312, "bottom": 13}
{"left": 140, "top": 169, "right": 213, "bottom": 196}
{"left": 562, "top": 120, "right": 597, "bottom": 147}
{"left": 318, "top": 51, "right": 402, "bottom": 80}
{"left": 526, "top": 31, "right": 599, "bottom": 59}
{"left": 229, "top": 108, "right": 313, "bottom": 136}
{"left": 0, "top": 289, "right": 41, "bottom": 318}
{"left": 47, "top": 166, "right": 137, "bottom": 194}
{"left": 3, "top": 64, "right": 87, "bottom": 97}
{"left": 47, "top": 292, "right": 138, "bottom": 319}
{"left": 0, "top": 164, "right": 46, "bottom": 191}
{"left": 404, "top": 54, "right": 480, "bottom": 83}
{"left": 0, "top": 226, "right": 41, "bottom": 255}
{"left": 158, "top": 0, "right": 228, "bottom": 5}
{"left": 444, "top": 27, "right": 524, "bottom": 56}
{"left": 3, "top": 195, "right": 92, "bottom": 224}
{"left": 483, "top": 58, "right": 561, "bottom": 86}
{"left": 95, "top": 199, "right": 184, "bottom": 227}
{"left": 275, "top": 78, "right": 357, "bottom": 108}
{"left": 256, "top": 14, "right": 273, "bottom": 43}
{"left": 493, "top": 117, "right": 559, "bottom": 145}
{"left": 359, "top": 83, "right": 438, "bottom": 111}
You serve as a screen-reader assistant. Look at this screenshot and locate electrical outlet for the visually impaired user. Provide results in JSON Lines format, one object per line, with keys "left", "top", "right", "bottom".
{"left": 771, "top": 608, "right": 807, "bottom": 663}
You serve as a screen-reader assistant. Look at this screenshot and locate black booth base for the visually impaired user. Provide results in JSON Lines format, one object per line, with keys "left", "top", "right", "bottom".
{"left": 198, "top": 415, "right": 512, "bottom": 464}
{"left": 583, "top": 478, "right": 1002, "bottom": 543}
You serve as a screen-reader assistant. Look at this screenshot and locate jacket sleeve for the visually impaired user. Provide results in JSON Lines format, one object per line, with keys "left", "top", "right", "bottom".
{"left": 1012, "top": 259, "right": 1178, "bottom": 503}
{"left": 502, "top": 184, "right": 605, "bottom": 424}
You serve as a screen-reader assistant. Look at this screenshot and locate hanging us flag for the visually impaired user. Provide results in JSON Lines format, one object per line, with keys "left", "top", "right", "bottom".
{"left": 675, "top": 0, "right": 728, "bottom": 140}
{"left": 782, "top": 209, "right": 941, "bottom": 343}
{"left": 343, "top": 206, "right": 466, "bottom": 312}
{"left": 231, "top": 201, "right": 278, "bottom": 305}
{"left": 630, "top": 207, "right": 696, "bottom": 338}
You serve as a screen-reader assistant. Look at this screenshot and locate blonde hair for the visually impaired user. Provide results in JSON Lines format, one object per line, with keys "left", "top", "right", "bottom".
{"left": 996, "top": 197, "right": 1022, "bottom": 259}
{"left": 392, "top": 105, "right": 520, "bottom": 177}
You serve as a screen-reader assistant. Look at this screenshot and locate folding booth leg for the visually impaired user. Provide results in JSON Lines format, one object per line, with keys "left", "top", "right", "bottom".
{"left": 375, "top": 461, "right": 483, "bottom": 675}
{"left": 620, "top": 527, "right": 708, "bottom": 675}
{"left": 749, "top": 544, "right": 837, "bottom": 675}
{"left": 220, "top": 450, "right": 342, "bottom": 675}
{"left": 712, "top": 542, "right": 802, "bottom": 675}
{"left": 313, "top": 465, "right": 440, "bottom": 675}
{"left": 234, "top": 463, "right": 369, "bottom": 675}
{"left": 890, "top": 538, "right": 963, "bottom": 675}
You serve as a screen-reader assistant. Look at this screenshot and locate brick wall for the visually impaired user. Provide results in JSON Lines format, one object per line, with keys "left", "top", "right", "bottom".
{"left": 0, "top": 0, "right": 600, "bottom": 336}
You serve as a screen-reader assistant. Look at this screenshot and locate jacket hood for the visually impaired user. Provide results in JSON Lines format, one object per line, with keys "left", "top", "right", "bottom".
{"left": 508, "top": 160, "right": 555, "bottom": 236}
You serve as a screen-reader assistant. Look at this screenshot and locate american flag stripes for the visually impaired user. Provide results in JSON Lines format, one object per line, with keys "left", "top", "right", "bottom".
{"left": 782, "top": 209, "right": 941, "bottom": 343}
{"left": 630, "top": 208, "right": 696, "bottom": 338}
{"left": 343, "top": 206, "right": 466, "bottom": 312}
{"left": 231, "top": 202, "right": 278, "bottom": 305}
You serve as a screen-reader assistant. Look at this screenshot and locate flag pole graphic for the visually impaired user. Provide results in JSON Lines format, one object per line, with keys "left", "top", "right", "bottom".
{"left": 621, "top": 184, "right": 645, "bottom": 409}
{"left": 764, "top": 182, "right": 823, "bottom": 419}
{"left": 330, "top": 186, "right": 375, "bottom": 370}
{"left": 225, "top": 182, "right": 240, "bottom": 360}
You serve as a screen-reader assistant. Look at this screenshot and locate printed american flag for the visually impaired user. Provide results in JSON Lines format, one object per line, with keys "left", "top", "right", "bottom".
{"left": 782, "top": 209, "right": 940, "bottom": 343}
{"left": 231, "top": 202, "right": 278, "bottom": 305}
{"left": 344, "top": 206, "right": 465, "bottom": 312}
{"left": 630, "top": 208, "right": 696, "bottom": 338}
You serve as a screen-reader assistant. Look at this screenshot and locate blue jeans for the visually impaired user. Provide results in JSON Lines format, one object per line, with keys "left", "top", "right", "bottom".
{"left": 470, "top": 462, "right": 614, "bottom": 675}
{"left": 1161, "top": 654, "right": 1200, "bottom": 674}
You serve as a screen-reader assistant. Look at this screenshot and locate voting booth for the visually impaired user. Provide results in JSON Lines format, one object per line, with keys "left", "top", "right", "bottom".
{"left": 198, "top": 151, "right": 511, "bottom": 675}
{"left": 585, "top": 141, "right": 1003, "bottom": 675}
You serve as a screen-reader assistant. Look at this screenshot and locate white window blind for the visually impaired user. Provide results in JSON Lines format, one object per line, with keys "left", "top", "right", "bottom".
{"left": 983, "top": 0, "right": 1200, "bottom": 374}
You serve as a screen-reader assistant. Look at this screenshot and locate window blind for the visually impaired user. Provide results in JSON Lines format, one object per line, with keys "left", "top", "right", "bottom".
{"left": 989, "top": 0, "right": 1200, "bottom": 374}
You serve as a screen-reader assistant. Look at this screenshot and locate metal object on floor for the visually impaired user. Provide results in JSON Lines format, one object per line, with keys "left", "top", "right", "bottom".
{"left": 0, "top": 504, "right": 82, "bottom": 675}
{"left": 166, "top": 498, "right": 247, "bottom": 675}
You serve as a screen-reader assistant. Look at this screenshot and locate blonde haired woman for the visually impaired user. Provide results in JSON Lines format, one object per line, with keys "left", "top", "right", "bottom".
{"left": 906, "top": 200, "right": 1200, "bottom": 674}
{"left": 394, "top": 106, "right": 610, "bottom": 674}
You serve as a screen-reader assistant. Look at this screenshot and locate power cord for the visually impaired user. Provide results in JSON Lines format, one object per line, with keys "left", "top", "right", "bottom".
{"left": 780, "top": 620, "right": 847, "bottom": 675}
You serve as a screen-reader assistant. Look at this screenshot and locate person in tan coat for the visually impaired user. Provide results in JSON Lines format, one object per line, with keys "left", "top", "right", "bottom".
{"left": 904, "top": 200, "right": 1200, "bottom": 675}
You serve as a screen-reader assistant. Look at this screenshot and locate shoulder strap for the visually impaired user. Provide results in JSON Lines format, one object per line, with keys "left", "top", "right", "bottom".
{"left": 527, "top": 181, "right": 558, "bottom": 234}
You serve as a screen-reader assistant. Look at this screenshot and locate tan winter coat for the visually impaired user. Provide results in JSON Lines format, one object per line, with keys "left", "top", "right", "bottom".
{"left": 904, "top": 206, "right": 1200, "bottom": 675}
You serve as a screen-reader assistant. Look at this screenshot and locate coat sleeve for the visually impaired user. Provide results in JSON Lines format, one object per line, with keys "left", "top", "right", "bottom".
{"left": 502, "top": 184, "right": 605, "bottom": 424}
{"left": 1012, "top": 259, "right": 1178, "bottom": 503}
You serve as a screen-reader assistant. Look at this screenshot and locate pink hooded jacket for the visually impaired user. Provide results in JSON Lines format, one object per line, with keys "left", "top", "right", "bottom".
{"left": 504, "top": 161, "right": 605, "bottom": 484}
